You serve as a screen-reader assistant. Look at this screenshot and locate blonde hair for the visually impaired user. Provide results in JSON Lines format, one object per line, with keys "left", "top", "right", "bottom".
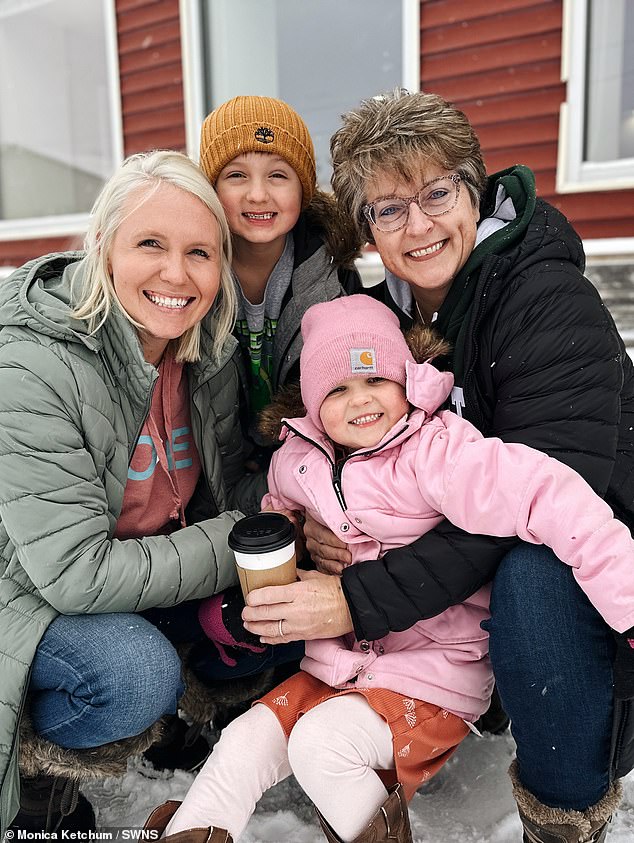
{"left": 330, "top": 89, "right": 487, "bottom": 244}
{"left": 73, "top": 150, "right": 236, "bottom": 362}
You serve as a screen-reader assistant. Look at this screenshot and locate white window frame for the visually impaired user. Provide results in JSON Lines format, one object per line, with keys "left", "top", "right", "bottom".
{"left": 0, "top": 0, "right": 124, "bottom": 242}
{"left": 179, "top": 0, "right": 421, "bottom": 162}
{"left": 558, "top": 0, "right": 634, "bottom": 193}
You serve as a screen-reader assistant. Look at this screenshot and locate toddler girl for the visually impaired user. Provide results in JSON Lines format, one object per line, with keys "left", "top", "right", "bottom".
{"left": 149, "top": 295, "right": 631, "bottom": 842}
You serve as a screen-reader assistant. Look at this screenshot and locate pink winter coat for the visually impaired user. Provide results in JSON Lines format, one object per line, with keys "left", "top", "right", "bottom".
{"left": 262, "top": 361, "right": 634, "bottom": 721}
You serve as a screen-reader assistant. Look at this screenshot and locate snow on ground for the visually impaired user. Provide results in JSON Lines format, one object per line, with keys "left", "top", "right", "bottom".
{"left": 84, "top": 728, "right": 634, "bottom": 842}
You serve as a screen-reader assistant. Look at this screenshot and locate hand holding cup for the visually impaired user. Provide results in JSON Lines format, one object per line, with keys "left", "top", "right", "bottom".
{"left": 229, "top": 512, "right": 297, "bottom": 601}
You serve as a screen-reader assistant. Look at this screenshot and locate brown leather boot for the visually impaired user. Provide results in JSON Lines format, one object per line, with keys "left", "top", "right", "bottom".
{"left": 315, "top": 783, "right": 412, "bottom": 842}
{"left": 144, "top": 801, "right": 232, "bottom": 843}
{"left": 509, "top": 760, "right": 622, "bottom": 842}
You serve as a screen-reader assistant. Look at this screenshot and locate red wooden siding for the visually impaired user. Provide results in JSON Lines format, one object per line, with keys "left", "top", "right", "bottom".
{"left": 0, "top": 237, "right": 83, "bottom": 269}
{"left": 117, "top": 0, "right": 186, "bottom": 155}
{"left": 3, "top": 0, "right": 633, "bottom": 269}
{"left": 420, "top": 0, "right": 634, "bottom": 240}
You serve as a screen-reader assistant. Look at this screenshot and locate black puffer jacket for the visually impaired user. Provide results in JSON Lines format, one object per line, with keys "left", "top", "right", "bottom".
{"left": 343, "top": 166, "right": 634, "bottom": 643}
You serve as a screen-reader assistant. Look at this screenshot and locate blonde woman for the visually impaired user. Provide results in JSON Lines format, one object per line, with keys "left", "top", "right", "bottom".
{"left": 0, "top": 151, "right": 265, "bottom": 835}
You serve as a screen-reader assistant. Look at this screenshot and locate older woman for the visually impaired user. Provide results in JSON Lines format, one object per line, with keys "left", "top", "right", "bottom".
{"left": 242, "top": 91, "right": 633, "bottom": 842}
{"left": 0, "top": 150, "right": 265, "bottom": 834}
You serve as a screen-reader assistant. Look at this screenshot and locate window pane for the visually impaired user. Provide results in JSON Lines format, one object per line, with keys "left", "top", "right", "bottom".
{"left": 584, "top": 0, "right": 634, "bottom": 163}
{"left": 202, "top": 0, "right": 403, "bottom": 185}
{"left": 0, "top": 0, "right": 118, "bottom": 221}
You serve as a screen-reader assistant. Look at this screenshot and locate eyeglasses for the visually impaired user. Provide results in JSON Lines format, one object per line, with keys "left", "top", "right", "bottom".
{"left": 362, "top": 173, "right": 462, "bottom": 233}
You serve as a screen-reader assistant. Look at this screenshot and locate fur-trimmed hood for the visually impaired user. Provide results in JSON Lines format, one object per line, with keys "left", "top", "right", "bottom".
{"left": 259, "top": 323, "right": 450, "bottom": 442}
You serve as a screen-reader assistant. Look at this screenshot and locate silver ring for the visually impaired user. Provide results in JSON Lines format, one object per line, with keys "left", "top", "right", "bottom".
{"left": 278, "top": 619, "right": 285, "bottom": 639}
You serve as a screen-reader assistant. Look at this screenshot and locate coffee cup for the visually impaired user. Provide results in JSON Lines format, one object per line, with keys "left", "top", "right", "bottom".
{"left": 228, "top": 512, "right": 297, "bottom": 600}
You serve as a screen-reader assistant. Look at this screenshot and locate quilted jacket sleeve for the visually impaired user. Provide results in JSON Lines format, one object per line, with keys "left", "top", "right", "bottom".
{"left": 343, "top": 258, "right": 628, "bottom": 640}
{"left": 0, "top": 353, "right": 242, "bottom": 615}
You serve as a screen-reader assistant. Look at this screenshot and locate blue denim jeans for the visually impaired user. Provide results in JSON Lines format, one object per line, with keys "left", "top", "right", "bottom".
{"left": 29, "top": 613, "right": 184, "bottom": 749}
{"left": 28, "top": 605, "right": 303, "bottom": 749}
{"left": 482, "top": 543, "right": 615, "bottom": 810}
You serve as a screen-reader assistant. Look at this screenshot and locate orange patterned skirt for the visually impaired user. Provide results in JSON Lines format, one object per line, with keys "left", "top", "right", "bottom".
{"left": 257, "top": 671, "right": 470, "bottom": 802}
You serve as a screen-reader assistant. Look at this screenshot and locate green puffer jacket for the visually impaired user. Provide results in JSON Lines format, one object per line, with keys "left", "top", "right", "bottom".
{"left": 0, "top": 252, "right": 266, "bottom": 833}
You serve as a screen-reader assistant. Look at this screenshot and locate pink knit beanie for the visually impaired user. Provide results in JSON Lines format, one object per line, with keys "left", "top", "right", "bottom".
{"left": 300, "top": 295, "right": 415, "bottom": 426}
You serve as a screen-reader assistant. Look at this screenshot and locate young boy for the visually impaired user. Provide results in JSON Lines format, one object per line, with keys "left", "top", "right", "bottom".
{"left": 199, "top": 95, "right": 361, "bottom": 423}
{"left": 190, "top": 96, "right": 363, "bottom": 701}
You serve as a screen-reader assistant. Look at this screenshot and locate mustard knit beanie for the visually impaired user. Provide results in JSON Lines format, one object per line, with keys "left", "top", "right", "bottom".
{"left": 199, "top": 95, "right": 316, "bottom": 208}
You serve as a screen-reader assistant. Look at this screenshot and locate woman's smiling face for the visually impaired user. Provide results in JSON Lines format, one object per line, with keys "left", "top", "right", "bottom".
{"left": 107, "top": 182, "right": 222, "bottom": 364}
{"left": 365, "top": 163, "right": 480, "bottom": 314}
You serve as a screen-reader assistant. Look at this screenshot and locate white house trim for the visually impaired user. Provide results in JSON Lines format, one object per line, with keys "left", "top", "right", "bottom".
{"left": 0, "top": 214, "right": 89, "bottom": 242}
{"left": 180, "top": 0, "right": 422, "bottom": 159}
{"left": 557, "top": 0, "right": 634, "bottom": 193}
{"left": 180, "top": 0, "right": 205, "bottom": 162}
{"left": 0, "top": 0, "right": 124, "bottom": 242}
{"left": 402, "top": 0, "right": 421, "bottom": 93}
{"left": 584, "top": 238, "right": 634, "bottom": 259}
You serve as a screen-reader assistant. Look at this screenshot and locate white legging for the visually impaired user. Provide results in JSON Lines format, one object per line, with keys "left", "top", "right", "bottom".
{"left": 165, "top": 694, "right": 395, "bottom": 842}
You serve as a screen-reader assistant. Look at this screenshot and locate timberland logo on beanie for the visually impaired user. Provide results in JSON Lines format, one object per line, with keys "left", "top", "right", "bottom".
{"left": 199, "top": 95, "right": 316, "bottom": 207}
{"left": 255, "top": 127, "right": 275, "bottom": 144}
{"left": 300, "top": 295, "right": 415, "bottom": 428}
{"left": 350, "top": 349, "right": 377, "bottom": 373}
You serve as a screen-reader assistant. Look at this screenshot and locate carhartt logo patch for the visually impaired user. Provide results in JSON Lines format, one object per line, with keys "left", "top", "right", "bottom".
{"left": 350, "top": 348, "right": 376, "bottom": 373}
{"left": 255, "top": 127, "right": 274, "bottom": 144}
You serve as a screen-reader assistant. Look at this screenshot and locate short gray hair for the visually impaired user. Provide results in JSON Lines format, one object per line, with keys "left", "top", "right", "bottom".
{"left": 330, "top": 89, "right": 487, "bottom": 244}
{"left": 73, "top": 150, "right": 236, "bottom": 362}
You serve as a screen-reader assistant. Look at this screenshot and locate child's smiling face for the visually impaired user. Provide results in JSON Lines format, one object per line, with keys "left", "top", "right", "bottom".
{"left": 215, "top": 152, "right": 303, "bottom": 252}
{"left": 319, "top": 376, "right": 409, "bottom": 451}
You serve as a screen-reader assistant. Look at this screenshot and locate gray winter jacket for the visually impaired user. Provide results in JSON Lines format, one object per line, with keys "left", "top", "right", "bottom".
{"left": 0, "top": 252, "right": 266, "bottom": 833}
{"left": 266, "top": 191, "right": 362, "bottom": 392}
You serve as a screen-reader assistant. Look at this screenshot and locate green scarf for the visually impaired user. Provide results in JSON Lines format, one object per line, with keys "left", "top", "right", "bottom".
{"left": 434, "top": 165, "right": 536, "bottom": 383}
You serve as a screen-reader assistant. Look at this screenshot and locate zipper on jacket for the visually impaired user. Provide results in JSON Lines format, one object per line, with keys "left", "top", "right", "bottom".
{"left": 610, "top": 697, "right": 633, "bottom": 780}
{"left": 283, "top": 421, "right": 409, "bottom": 513}
{"left": 190, "top": 355, "right": 235, "bottom": 516}
{"left": 191, "top": 398, "right": 220, "bottom": 516}
{"left": 283, "top": 421, "right": 337, "bottom": 467}
{"left": 461, "top": 256, "right": 503, "bottom": 432}
{"left": 275, "top": 293, "right": 346, "bottom": 390}
{"left": 128, "top": 375, "right": 159, "bottom": 466}
{"left": 98, "top": 351, "right": 117, "bottom": 387}
{"left": 331, "top": 425, "right": 410, "bottom": 510}
{"left": 275, "top": 324, "right": 301, "bottom": 391}
{"left": 280, "top": 421, "right": 348, "bottom": 508}
{"left": 331, "top": 460, "right": 347, "bottom": 509}
{"left": 95, "top": 349, "right": 158, "bottom": 465}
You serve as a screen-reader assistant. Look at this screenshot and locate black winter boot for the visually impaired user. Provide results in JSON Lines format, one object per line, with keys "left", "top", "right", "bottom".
{"left": 143, "top": 715, "right": 210, "bottom": 773}
{"left": 474, "top": 685, "right": 510, "bottom": 735}
{"left": 10, "top": 774, "right": 96, "bottom": 833}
